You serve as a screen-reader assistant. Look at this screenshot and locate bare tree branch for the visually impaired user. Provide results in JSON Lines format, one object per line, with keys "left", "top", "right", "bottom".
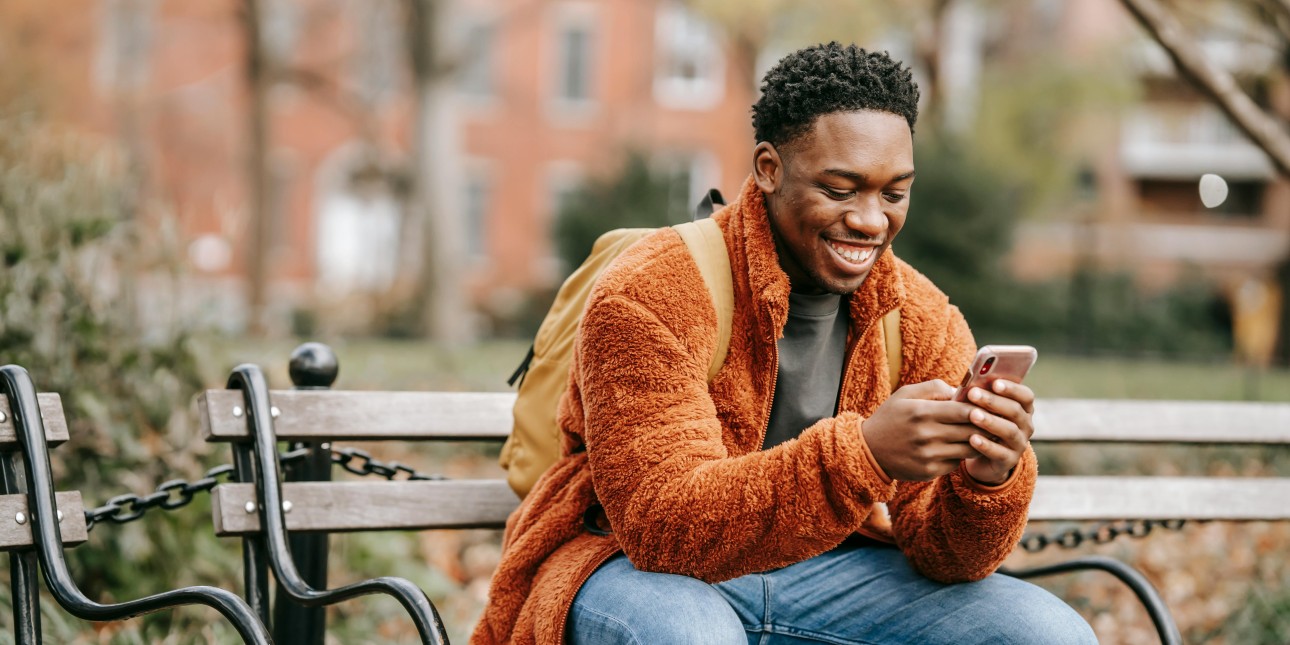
{"left": 1120, "top": 0, "right": 1290, "bottom": 176}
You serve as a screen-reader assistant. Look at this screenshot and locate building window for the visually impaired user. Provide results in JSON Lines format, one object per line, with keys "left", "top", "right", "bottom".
{"left": 555, "top": 24, "right": 593, "bottom": 102}
{"left": 1137, "top": 178, "right": 1264, "bottom": 218}
{"left": 458, "top": 20, "right": 497, "bottom": 100}
{"left": 545, "top": 162, "right": 585, "bottom": 222}
{"left": 654, "top": 3, "right": 725, "bottom": 110}
{"left": 655, "top": 151, "right": 721, "bottom": 217}
{"left": 463, "top": 173, "right": 491, "bottom": 258}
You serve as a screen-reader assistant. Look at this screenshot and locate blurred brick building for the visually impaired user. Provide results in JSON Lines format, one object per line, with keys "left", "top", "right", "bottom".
{"left": 8, "top": 0, "right": 1288, "bottom": 342}
{"left": 1008, "top": 0, "right": 1290, "bottom": 294}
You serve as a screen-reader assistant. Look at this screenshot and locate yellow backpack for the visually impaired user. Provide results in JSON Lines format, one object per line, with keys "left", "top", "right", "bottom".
{"left": 500, "top": 193, "right": 903, "bottom": 499}
{"left": 500, "top": 210, "right": 733, "bottom": 498}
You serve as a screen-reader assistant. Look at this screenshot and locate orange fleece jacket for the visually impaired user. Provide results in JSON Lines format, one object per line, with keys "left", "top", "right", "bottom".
{"left": 471, "top": 176, "right": 1036, "bottom": 645}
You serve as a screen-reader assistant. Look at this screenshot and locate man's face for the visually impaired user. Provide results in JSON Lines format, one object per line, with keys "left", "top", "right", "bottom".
{"left": 754, "top": 110, "right": 915, "bottom": 295}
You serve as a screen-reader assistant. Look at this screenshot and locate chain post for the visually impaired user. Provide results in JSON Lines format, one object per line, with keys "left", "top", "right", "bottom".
{"left": 272, "top": 343, "right": 338, "bottom": 645}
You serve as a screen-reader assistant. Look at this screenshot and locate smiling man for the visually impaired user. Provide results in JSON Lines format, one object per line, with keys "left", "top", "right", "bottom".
{"left": 473, "top": 43, "right": 1097, "bottom": 645}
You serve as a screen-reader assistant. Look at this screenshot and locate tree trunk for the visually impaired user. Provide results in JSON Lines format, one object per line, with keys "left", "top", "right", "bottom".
{"left": 1120, "top": 0, "right": 1290, "bottom": 176}
{"left": 243, "top": 0, "right": 273, "bottom": 336}
{"left": 405, "top": 0, "right": 469, "bottom": 343}
{"left": 107, "top": 0, "right": 154, "bottom": 332}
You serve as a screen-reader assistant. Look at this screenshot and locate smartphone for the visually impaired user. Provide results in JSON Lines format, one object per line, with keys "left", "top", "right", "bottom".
{"left": 953, "top": 345, "right": 1038, "bottom": 403}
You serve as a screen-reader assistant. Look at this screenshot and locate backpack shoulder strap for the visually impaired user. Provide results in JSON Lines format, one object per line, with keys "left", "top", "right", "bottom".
{"left": 674, "top": 217, "right": 733, "bottom": 382}
{"left": 880, "top": 307, "right": 902, "bottom": 389}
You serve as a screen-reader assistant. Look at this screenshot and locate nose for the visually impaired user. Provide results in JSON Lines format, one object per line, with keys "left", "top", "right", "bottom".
{"left": 843, "top": 197, "right": 887, "bottom": 239}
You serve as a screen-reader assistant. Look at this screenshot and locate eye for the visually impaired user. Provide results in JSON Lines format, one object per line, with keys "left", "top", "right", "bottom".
{"left": 820, "top": 186, "right": 855, "bottom": 201}
{"left": 883, "top": 192, "right": 907, "bottom": 203}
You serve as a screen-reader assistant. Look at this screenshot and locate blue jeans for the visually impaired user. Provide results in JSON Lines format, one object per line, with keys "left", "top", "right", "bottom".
{"left": 568, "top": 542, "right": 1097, "bottom": 645}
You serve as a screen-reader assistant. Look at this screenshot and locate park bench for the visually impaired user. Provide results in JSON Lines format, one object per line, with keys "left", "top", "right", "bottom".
{"left": 9, "top": 345, "right": 1281, "bottom": 644}
{"left": 195, "top": 342, "right": 1290, "bottom": 645}
{"left": 0, "top": 364, "right": 273, "bottom": 644}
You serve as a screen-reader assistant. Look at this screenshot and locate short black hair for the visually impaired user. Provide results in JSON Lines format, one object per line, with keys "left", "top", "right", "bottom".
{"left": 752, "top": 43, "right": 920, "bottom": 148}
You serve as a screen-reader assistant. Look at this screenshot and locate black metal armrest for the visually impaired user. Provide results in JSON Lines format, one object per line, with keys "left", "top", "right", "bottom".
{"left": 227, "top": 364, "right": 449, "bottom": 645}
{"left": 1, "top": 365, "right": 272, "bottom": 645}
{"left": 1001, "top": 555, "right": 1182, "bottom": 645}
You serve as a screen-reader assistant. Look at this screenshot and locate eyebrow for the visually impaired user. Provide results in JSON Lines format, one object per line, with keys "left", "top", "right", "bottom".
{"left": 822, "top": 168, "right": 917, "bottom": 183}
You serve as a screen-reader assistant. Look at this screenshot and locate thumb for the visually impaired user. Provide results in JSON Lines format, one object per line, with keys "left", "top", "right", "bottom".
{"left": 892, "top": 379, "right": 956, "bottom": 401}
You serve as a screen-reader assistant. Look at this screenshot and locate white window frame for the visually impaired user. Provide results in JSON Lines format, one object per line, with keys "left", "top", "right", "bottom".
{"left": 653, "top": 3, "right": 726, "bottom": 111}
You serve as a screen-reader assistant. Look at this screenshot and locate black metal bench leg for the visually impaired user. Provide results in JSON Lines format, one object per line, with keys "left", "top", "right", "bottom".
{"left": 234, "top": 442, "right": 273, "bottom": 628}
{"left": 1001, "top": 555, "right": 1182, "bottom": 645}
{"left": 4, "top": 451, "right": 41, "bottom": 644}
{"left": 8, "top": 550, "right": 41, "bottom": 644}
{"left": 1, "top": 365, "right": 273, "bottom": 645}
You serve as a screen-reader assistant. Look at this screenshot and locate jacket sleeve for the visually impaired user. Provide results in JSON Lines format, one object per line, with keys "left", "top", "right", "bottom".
{"left": 576, "top": 294, "right": 896, "bottom": 582}
{"left": 887, "top": 306, "right": 1037, "bottom": 582}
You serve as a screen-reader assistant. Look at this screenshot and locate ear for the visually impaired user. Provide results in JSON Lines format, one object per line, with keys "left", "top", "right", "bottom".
{"left": 753, "top": 142, "right": 783, "bottom": 194}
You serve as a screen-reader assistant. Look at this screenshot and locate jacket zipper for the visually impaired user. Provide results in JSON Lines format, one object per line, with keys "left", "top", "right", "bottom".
{"left": 837, "top": 305, "right": 899, "bottom": 406}
{"left": 842, "top": 306, "right": 899, "bottom": 543}
{"left": 555, "top": 543, "right": 619, "bottom": 640}
{"left": 756, "top": 345, "right": 780, "bottom": 449}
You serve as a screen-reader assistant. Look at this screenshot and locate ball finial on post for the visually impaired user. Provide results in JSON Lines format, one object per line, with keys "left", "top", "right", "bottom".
{"left": 288, "top": 342, "right": 339, "bottom": 388}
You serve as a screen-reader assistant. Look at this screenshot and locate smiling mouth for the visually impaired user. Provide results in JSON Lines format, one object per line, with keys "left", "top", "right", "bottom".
{"left": 827, "top": 239, "right": 879, "bottom": 265}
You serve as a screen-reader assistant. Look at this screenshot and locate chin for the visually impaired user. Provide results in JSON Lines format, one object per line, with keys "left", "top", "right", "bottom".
{"left": 807, "top": 270, "right": 870, "bottom": 295}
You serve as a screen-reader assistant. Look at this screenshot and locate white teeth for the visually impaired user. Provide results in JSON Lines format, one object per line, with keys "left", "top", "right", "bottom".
{"left": 829, "top": 241, "right": 873, "bottom": 264}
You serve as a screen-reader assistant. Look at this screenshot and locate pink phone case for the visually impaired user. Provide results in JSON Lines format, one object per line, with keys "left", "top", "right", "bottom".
{"left": 953, "top": 345, "right": 1038, "bottom": 402}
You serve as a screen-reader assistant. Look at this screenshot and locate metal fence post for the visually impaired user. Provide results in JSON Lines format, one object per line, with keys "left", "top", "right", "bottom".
{"left": 272, "top": 342, "right": 338, "bottom": 645}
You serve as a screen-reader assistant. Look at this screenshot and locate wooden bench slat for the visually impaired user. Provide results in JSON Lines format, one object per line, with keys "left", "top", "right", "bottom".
{"left": 211, "top": 481, "right": 520, "bottom": 536}
{"left": 0, "top": 491, "right": 88, "bottom": 550}
{"left": 199, "top": 391, "right": 1290, "bottom": 445}
{"left": 212, "top": 475, "right": 1290, "bottom": 535}
{"left": 199, "top": 390, "right": 516, "bottom": 442}
{"left": 1033, "top": 400, "right": 1290, "bottom": 444}
{"left": 1030, "top": 476, "right": 1290, "bottom": 521}
{"left": 0, "top": 393, "right": 71, "bottom": 449}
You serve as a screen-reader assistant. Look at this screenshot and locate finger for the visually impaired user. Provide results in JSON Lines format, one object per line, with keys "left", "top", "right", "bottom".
{"left": 968, "top": 408, "right": 1028, "bottom": 451}
{"left": 991, "top": 379, "right": 1035, "bottom": 415}
{"left": 925, "top": 400, "right": 994, "bottom": 427}
{"left": 969, "top": 387, "right": 1034, "bottom": 441}
{"left": 969, "top": 433, "right": 1020, "bottom": 465}
{"left": 894, "top": 379, "right": 955, "bottom": 402}
{"left": 928, "top": 442, "right": 981, "bottom": 463}
{"left": 967, "top": 387, "right": 1025, "bottom": 424}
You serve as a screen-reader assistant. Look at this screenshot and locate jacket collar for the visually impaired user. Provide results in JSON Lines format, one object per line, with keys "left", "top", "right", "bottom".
{"left": 716, "top": 175, "right": 906, "bottom": 334}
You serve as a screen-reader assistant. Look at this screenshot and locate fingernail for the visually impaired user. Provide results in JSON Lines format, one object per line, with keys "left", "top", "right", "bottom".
{"left": 994, "top": 380, "right": 1007, "bottom": 393}
{"left": 971, "top": 409, "right": 984, "bottom": 423}
{"left": 971, "top": 434, "right": 983, "bottom": 446}
{"left": 969, "top": 388, "right": 983, "bottom": 402}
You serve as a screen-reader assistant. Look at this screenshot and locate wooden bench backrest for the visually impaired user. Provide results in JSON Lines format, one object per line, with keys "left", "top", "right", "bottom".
{"left": 198, "top": 390, "right": 1290, "bottom": 535}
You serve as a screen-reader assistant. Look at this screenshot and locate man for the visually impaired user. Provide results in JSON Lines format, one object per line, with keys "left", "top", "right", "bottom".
{"left": 473, "top": 43, "right": 1097, "bottom": 644}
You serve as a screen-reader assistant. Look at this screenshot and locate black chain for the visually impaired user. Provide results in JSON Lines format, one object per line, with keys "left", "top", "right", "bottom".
{"left": 330, "top": 447, "right": 445, "bottom": 481}
{"left": 84, "top": 464, "right": 237, "bottom": 531}
{"left": 1019, "top": 519, "right": 1191, "bottom": 553}
{"left": 82, "top": 447, "right": 444, "bottom": 531}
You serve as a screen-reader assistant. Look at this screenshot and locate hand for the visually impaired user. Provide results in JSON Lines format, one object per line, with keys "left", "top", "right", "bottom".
{"left": 961, "top": 379, "right": 1036, "bottom": 485}
{"left": 861, "top": 380, "right": 980, "bottom": 481}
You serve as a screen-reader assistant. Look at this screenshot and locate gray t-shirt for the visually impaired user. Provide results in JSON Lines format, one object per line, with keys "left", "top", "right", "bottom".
{"left": 761, "top": 291, "right": 850, "bottom": 450}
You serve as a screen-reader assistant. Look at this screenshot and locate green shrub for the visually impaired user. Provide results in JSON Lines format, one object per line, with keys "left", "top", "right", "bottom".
{"left": 0, "top": 112, "right": 242, "bottom": 641}
{"left": 552, "top": 151, "right": 691, "bottom": 275}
